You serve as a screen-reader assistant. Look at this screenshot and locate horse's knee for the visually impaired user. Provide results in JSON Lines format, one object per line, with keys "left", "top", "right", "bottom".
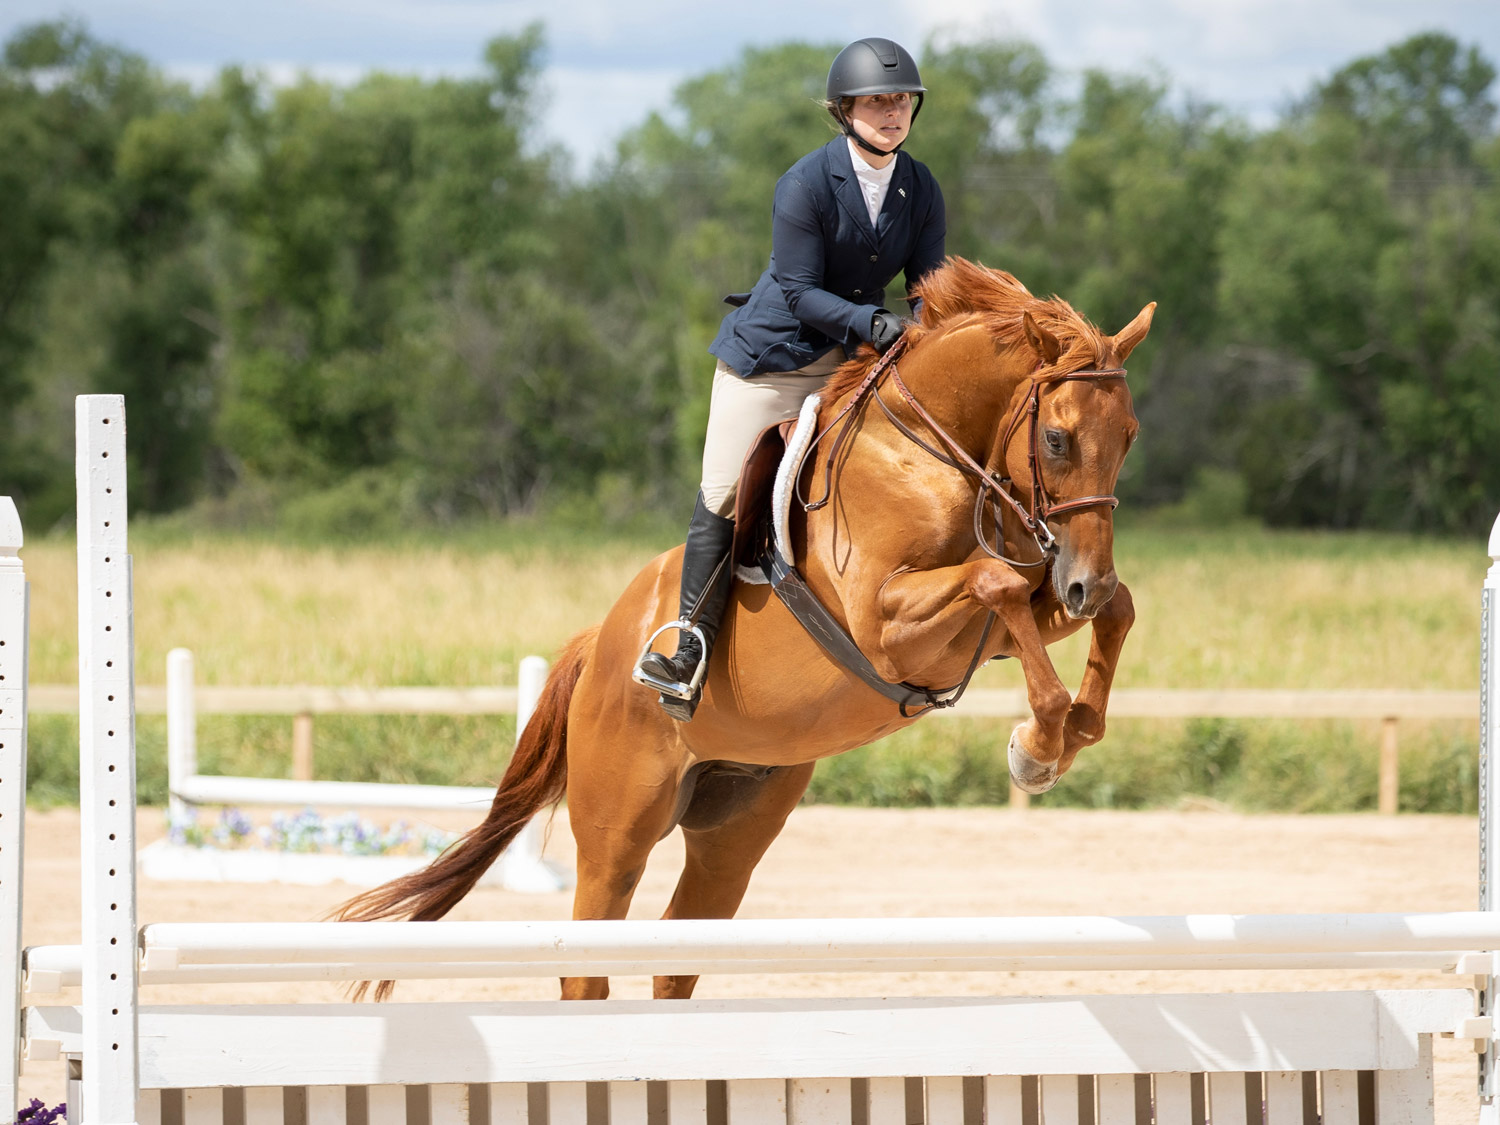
{"left": 967, "top": 559, "right": 1030, "bottom": 611}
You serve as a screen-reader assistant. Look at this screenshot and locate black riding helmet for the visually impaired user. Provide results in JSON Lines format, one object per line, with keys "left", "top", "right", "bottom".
{"left": 826, "top": 38, "right": 926, "bottom": 158}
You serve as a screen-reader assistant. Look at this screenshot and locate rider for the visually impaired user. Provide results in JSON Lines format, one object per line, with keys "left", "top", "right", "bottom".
{"left": 633, "top": 37, "right": 947, "bottom": 720}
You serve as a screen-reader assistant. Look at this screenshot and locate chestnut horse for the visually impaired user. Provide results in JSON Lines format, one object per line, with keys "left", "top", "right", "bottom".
{"left": 338, "top": 257, "right": 1155, "bottom": 1000}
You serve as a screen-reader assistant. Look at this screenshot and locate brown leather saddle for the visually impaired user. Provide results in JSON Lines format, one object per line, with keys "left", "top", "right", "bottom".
{"left": 731, "top": 419, "right": 799, "bottom": 571}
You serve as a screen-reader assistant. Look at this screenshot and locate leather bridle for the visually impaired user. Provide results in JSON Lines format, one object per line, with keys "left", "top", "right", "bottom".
{"left": 803, "top": 332, "right": 1128, "bottom": 569}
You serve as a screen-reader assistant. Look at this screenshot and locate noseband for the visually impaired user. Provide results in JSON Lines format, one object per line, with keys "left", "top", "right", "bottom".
{"left": 804, "top": 333, "right": 1127, "bottom": 569}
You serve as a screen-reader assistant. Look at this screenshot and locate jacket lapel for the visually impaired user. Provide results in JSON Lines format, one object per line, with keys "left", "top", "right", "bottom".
{"left": 876, "top": 154, "right": 913, "bottom": 242}
{"left": 826, "top": 138, "right": 879, "bottom": 250}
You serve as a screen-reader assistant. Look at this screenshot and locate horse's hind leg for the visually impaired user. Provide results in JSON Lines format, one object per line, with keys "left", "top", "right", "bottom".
{"left": 653, "top": 761, "right": 816, "bottom": 1000}
{"left": 562, "top": 729, "right": 686, "bottom": 1001}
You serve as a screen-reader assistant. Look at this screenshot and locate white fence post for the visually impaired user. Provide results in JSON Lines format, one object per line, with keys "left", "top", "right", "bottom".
{"left": 166, "top": 649, "right": 196, "bottom": 826}
{"left": 496, "top": 655, "right": 571, "bottom": 893}
{"left": 0, "top": 497, "right": 28, "bottom": 1119}
{"left": 76, "top": 395, "right": 140, "bottom": 1125}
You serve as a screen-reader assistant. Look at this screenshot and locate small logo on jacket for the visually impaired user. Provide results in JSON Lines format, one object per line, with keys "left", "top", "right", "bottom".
{"left": 898, "top": 187, "right": 906, "bottom": 197}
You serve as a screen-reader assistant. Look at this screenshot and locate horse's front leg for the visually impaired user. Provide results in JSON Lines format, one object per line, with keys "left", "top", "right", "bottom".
{"left": 1058, "top": 580, "right": 1135, "bottom": 771}
{"left": 856, "top": 561, "right": 999, "bottom": 682}
{"left": 856, "top": 560, "right": 1074, "bottom": 790}
{"left": 963, "top": 561, "right": 1076, "bottom": 794}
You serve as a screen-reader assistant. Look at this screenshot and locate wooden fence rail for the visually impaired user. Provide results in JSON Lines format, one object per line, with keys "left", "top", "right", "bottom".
{"left": 25, "top": 684, "right": 1478, "bottom": 815}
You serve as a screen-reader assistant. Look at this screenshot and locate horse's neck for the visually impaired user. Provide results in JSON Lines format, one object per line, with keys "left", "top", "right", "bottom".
{"left": 791, "top": 326, "right": 1036, "bottom": 690}
{"left": 882, "top": 325, "right": 1034, "bottom": 466}
{"left": 796, "top": 324, "right": 1033, "bottom": 567}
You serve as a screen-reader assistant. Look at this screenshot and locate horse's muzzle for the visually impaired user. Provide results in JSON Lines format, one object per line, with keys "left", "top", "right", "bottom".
{"left": 1057, "top": 565, "right": 1118, "bottom": 621}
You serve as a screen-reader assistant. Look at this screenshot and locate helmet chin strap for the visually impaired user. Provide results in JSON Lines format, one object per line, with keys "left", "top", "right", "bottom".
{"left": 835, "top": 108, "right": 906, "bottom": 158}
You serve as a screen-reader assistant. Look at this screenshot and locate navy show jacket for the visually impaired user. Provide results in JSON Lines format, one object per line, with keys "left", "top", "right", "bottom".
{"left": 709, "top": 136, "right": 946, "bottom": 378}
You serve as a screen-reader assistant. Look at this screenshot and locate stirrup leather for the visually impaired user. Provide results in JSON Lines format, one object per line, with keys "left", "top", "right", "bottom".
{"left": 631, "top": 619, "right": 710, "bottom": 700}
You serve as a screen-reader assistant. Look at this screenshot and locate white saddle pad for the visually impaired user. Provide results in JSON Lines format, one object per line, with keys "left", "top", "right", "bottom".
{"left": 735, "top": 393, "right": 822, "bottom": 585}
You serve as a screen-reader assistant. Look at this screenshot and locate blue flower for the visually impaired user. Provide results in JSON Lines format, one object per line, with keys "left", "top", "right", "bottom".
{"left": 165, "top": 806, "right": 459, "bottom": 858}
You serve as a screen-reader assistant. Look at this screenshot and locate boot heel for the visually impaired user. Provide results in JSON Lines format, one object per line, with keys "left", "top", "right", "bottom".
{"left": 657, "top": 692, "right": 700, "bottom": 721}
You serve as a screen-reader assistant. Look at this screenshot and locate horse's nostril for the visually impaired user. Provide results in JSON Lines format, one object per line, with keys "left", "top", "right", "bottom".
{"left": 1067, "top": 581, "right": 1085, "bottom": 610}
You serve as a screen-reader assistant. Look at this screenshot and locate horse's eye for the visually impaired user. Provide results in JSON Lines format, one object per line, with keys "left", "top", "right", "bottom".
{"left": 1045, "top": 430, "right": 1066, "bottom": 454}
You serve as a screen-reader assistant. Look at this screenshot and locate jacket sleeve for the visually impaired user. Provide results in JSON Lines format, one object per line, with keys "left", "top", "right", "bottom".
{"left": 772, "top": 175, "right": 882, "bottom": 347}
{"left": 903, "top": 173, "right": 947, "bottom": 298}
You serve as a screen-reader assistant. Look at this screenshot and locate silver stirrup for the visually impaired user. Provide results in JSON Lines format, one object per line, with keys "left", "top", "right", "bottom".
{"left": 631, "top": 619, "right": 709, "bottom": 700}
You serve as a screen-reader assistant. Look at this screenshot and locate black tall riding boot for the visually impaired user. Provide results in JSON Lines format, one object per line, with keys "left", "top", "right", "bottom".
{"left": 632, "top": 492, "right": 736, "bottom": 721}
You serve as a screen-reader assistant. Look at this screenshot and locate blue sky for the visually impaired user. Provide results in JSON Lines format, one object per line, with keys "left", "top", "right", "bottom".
{"left": 6, "top": 1, "right": 1500, "bottom": 173}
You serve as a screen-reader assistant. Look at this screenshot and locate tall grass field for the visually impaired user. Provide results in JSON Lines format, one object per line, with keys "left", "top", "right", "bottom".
{"left": 20, "top": 519, "right": 1490, "bottom": 813}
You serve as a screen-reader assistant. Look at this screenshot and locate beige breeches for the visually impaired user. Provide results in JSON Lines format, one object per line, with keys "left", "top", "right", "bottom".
{"left": 700, "top": 354, "right": 841, "bottom": 517}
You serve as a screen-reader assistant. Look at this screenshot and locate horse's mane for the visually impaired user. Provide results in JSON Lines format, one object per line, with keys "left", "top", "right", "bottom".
{"left": 822, "top": 257, "right": 1107, "bottom": 401}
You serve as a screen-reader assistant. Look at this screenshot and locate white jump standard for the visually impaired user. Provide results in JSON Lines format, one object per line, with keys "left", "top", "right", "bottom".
{"left": 1, "top": 496, "right": 29, "bottom": 1118}
{"left": 12, "top": 394, "right": 1500, "bottom": 1125}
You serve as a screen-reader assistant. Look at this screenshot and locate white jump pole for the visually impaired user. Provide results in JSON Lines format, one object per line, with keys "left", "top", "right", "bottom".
{"left": 76, "top": 396, "right": 139, "bottom": 1125}
{"left": 165, "top": 648, "right": 195, "bottom": 827}
{"left": 1482, "top": 508, "right": 1500, "bottom": 1119}
{"left": 0, "top": 497, "right": 28, "bottom": 1118}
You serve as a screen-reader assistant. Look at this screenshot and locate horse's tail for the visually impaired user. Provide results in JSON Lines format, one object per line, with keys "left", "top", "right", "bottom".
{"left": 333, "top": 626, "right": 597, "bottom": 976}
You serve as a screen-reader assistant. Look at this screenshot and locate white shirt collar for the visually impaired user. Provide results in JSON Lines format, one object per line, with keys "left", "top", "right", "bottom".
{"left": 847, "top": 138, "right": 897, "bottom": 183}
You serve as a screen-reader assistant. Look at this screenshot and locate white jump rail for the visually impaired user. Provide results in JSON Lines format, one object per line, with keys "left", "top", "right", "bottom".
{"left": 20, "top": 944, "right": 1485, "bottom": 989}
{"left": 10, "top": 397, "right": 1500, "bottom": 1125}
{"left": 24, "top": 683, "right": 1480, "bottom": 720}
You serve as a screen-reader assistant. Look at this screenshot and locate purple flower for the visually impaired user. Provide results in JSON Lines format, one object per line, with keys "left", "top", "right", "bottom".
{"left": 17, "top": 1099, "right": 67, "bottom": 1125}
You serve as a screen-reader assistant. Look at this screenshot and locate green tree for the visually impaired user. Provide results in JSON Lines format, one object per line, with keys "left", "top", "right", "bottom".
{"left": 0, "top": 20, "right": 219, "bottom": 519}
{"left": 1219, "top": 32, "right": 1500, "bottom": 530}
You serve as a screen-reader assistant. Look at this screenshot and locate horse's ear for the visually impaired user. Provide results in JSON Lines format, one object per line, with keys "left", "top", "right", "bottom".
{"left": 1112, "top": 302, "right": 1157, "bottom": 362}
{"left": 1023, "top": 311, "right": 1061, "bottom": 366}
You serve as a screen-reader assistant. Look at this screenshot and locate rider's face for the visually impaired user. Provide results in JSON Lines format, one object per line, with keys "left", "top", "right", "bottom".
{"left": 848, "top": 92, "right": 913, "bottom": 157}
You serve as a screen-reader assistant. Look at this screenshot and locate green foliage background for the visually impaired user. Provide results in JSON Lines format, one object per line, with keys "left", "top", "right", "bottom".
{"left": 3, "top": 21, "right": 1498, "bottom": 535}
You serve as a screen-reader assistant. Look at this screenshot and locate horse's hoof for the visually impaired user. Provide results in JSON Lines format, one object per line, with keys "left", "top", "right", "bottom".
{"left": 1008, "top": 725, "right": 1059, "bottom": 794}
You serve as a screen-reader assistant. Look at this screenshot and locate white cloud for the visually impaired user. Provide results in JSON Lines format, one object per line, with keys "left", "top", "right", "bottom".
{"left": 896, "top": 0, "right": 1500, "bottom": 125}
{"left": 541, "top": 65, "right": 686, "bottom": 173}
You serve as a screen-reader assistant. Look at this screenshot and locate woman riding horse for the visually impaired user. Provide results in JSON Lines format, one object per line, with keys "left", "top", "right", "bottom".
{"left": 335, "top": 45, "right": 1156, "bottom": 1006}
{"left": 632, "top": 37, "right": 946, "bottom": 720}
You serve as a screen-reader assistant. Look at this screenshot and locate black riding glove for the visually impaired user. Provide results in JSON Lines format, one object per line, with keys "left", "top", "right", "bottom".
{"left": 870, "top": 309, "right": 904, "bottom": 354}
